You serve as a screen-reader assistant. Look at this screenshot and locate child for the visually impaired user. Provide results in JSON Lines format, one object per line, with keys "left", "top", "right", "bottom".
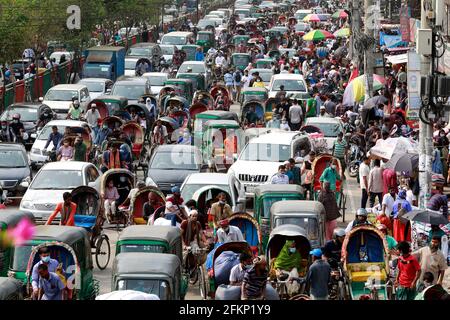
{"left": 103, "top": 180, "right": 120, "bottom": 221}
{"left": 57, "top": 139, "right": 73, "bottom": 161}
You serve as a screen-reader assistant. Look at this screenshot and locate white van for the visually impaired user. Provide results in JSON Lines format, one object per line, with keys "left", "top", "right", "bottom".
{"left": 161, "top": 31, "right": 195, "bottom": 50}
{"left": 268, "top": 74, "right": 308, "bottom": 99}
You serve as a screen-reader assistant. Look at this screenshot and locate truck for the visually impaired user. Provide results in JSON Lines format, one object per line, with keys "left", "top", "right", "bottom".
{"left": 82, "top": 46, "right": 125, "bottom": 81}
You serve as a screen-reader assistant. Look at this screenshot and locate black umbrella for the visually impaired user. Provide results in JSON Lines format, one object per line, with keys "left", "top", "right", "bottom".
{"left": 402, "top": 209, "right": 449, "bottom": 225}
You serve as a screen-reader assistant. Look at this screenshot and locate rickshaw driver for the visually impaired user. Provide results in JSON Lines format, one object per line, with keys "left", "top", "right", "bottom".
{"left": 46, "top": 192, "right": 77, "bottom": 226}
{"left": 143, "top": 191, "right": 163, "bottom": 222}
{"left": 322, "top": 228, "right": 346, "bottom": 261}
{"left": 181, "top": 210, "right": 207, "bottom": 274}
{"left": 245, "top": 106, "right": 260, "bottom": 125}
{"left": 152, "top": 120, "right": 169, "bottom": 145}
{"left": 166, "top": 186, "right": 188, "bottom": 222}
{"left": 216, "top": 219, "right": 244, "bottom": 243}
{"left": 31, "top": 247, "right": 59, "bottom": 300}
{"left": 120, "top": 181, "right": 146, "bottom": 212}
{"left": 101, "top": 143, "right": 126, "bottom": 173}
{"left": 344, "top": 208, "right": 372, "bottom": 233}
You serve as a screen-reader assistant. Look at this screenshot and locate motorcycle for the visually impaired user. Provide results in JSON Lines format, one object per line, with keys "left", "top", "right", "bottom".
{"left": 328, "top": 259, "right": 349, "bottom": 300}
{"left": 347, "top": 140, "right": 364, "bottom": 178}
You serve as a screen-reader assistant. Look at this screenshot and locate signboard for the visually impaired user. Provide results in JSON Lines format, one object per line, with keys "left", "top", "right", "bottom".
{"left": 399, "top": 5, "right": 411, "bottom": 42}
{"left": 407, "top": 51, "right": 421, "bottom": 125}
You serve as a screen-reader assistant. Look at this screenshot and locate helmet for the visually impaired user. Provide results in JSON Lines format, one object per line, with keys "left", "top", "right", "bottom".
{"left": 356, "top": 208, "right": 368, "bottom": 217}
{"left": 333, "top": 228, "right": 346, "bottom": 238}
{"left": 12, "top": 113, "right": 21, "bottom": 120}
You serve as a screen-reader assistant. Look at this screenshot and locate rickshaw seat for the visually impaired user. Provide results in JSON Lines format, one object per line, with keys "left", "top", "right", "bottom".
{"left": 74, "top": 215, "right": 96, "bottom": 229}
{"left": 347, "top": 262, "right": 387, "bottom": 282}
{"left": 134, "top": 217, "right": 147, "bottom": 225}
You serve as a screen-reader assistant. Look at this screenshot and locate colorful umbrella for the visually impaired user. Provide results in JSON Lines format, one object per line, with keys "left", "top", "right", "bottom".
{"left": 332, "top": 10, "right": 348, "bottom": 19}
{"left": 334, "top": 27, "right": 351, "bottom": 38}
{"left": 303, "top": 14, "right": 321, "bottom": 22}
{"left": 302, "top": 29, "right": 334, "bottom": 41}
{"left": 342, "top": 74, "right": 386, "bottom": 106}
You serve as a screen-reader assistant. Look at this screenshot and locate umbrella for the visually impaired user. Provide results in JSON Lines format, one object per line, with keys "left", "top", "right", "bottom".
{"left": 369, "top": 137, "right": 419, "bottom": 160}
{"left": 363, "top": 95, "right": 388, "bottom": 109}
{"left": 303, "top": 14, "right": 322, "bottom": 22}
{"left": 332, "top": 10, "right": 349, "bottom": 19}
{"left": 96, "top": 290, "right": 160, "bottom": 300}
{"left": 403, "top": 209, "right": 449, "bottom": 225}
{"left": 342, "top": 74, "right": 386, "bottom": 106}
{"left": 303, "top": 29, "right": 335, "bottom": 41}
{"left": 385, "top": 152, "right": 419, "bottom": 173}
{"left": 334, "top": 28, "right": 351, "bottom": 38}
{"left": 334, "top": 46, "right": 348, "bottom": 58}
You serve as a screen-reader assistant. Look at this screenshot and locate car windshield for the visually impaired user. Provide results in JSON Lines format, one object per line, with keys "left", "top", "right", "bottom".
{"left": 37, "top": 125, "right": 65, "bottom": 140}
{"left": 262, "top": 196, "right": 299, "bottom": 219}
{"left": 125, "top": 60, "right": 138, "bottom": 69}
{"left": 45, "top": 90, "right": 79, "bottom": 101}
{"left": 240, "top": 143, "right": 290, "bottom": 162}
{"left": 232, "top": 56, "right": 249, "bottom": 66}
{"left": 120, "top": 244, "right": 165, "bottom": 253}
{"left": 311, "top": 122, "right": 342, "bottom": 137}
{"left": 0, "top": 150, "right": 27, "bottom": 168}
{"left": 243, "top": 93, "right": 266, "bottom": 102}
{"left": 148, "top": 76, "right": 167, "bottom": 86}
{"left": 127, "top": 48, "right": 152, "bottom": 56}
{"left": 197, "top": 33, "right": 212, "bottom": 41}
{"left": 11, "top": 245, "right": 32, "bottom": 272}
{"left": 272, "top": 79, "right": 306, "bottom": 92}
{"left": 162, "top": 36, "right": 186, "bottom": 45}
{"left": 275, "top": 217, "right": 319, "bottom": 240}
{"left": 112, "top": 84, "right": 145, "bottom": 100}
{"left": 198, "top": 20, "right": 214, "bottom": 28}
{"left": 30, "top": 170, "right": 83, "bottom": 189}
{"left": 117, "top": 279, "right": 170, "bottom": 299}
{"left": 258, "top": 72, "right": 273, "bottom": 82}
{"left": 1, "top": 107, "right": 38, "bottom": 122}
{"left": 181, "top": 184, "right": 230, "bottom": 201}
{"left": 150, "top": 151, "right": 200, "bottom": 170}
{"left": 160, "top": 46, "right": 175, "bottom": 55}
{"left": 179, "top": 64, "right": 205, "bottom": 73}
{"left": 79, "top": 81, "right": 103, "bottom": 93}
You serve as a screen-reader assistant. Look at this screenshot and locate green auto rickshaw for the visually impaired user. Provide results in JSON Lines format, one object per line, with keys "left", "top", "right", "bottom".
{"left": 264, "top": 28, "right": 282, "bottom": 40}
{"left": 9, "top": 225, "right": 98, "bottom": 300}
{"left": 164, "top": 79, "right": 194, "bottom": 103}
{"left": 196, "top": 31, "right": 215, "bottom": 52}
{"left": 112, "top": 252, "right": 187, "bottom": 300}
{"left": 231, "top": 53, "right": 251, "bottom": 71}
{"left": 202, "top": 119, "right": 244, "bottom": 172}
{"left": 176, "top": 72, "right": 206, "bottom": 91}
{"left": 232, "top": 35, "right": 250, "bottom": 46}
{"left": 181, "top": 45, "right": 201, "bottom": 61}
{"left": 254, "top": 184, "right": 304, "bottom": 250}
{"left": 0, "top": 277, "right": 24, "bottom": 300}
{"left": 255, "top": 58, "right": 273, "bottom": 69}
{"left": 240, "top": 87, "right": 268, "bottom": 105}
{"left": 116, "top": 225, "right": 182, "bottom": 261}
{"left": 193, "top": 110, "right": 239, "bottom": 146}
{"left": 0, "top": 210, "right": 35, "bottom": 277}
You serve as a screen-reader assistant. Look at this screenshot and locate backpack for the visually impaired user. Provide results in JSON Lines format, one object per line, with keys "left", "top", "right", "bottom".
{"left": 234, "top": 71, "right": 242, "bottom": 83}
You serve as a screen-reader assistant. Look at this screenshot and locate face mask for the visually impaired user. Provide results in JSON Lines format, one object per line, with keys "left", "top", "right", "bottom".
{"left": 289, "top": 247, "right": 296, "bottom": 254}
{"left": 103, "top": 125, "right": 108, "bottom": 129}
{"left": 224, "top": 227, "right": 230, "bottom": 233}
{"left": 219, "top": 200, "right": 225, "bottom": 205}
{"left": 41, "top": 256, "right": 50, "bottom": 263}
{"left": 244, "top": 264, "right": 253, "bottom": 270}
{"left": 331, "top": 165, "right": 336, "bottom": 170}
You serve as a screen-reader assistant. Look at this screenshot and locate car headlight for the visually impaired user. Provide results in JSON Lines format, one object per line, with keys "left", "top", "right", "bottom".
{"left": 21, "top": 201, "right": 34, "bottom": 209}
{"left": 145, "top": 177, "right": 157, "bottom": 187}
{"left": 21, "top": 176, "right": 31, "bottom": 184}
{"left": 31, "top": 148, "right": 41, "bottom": 155}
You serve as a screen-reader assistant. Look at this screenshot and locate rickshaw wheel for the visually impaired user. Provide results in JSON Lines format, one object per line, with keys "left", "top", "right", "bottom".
{"left": 198, "top": 265, "right": 207, "bottom": 300}
{"left": 95, "top": 235, "right": 111, "bottom": 270}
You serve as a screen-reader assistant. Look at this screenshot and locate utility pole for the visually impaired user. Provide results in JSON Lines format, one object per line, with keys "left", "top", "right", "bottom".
{"left": 364, "top": 0, "right": 375, "bottom": 102}
{"left": 349, "top": 0, "right": 361, "bottom": 65}
{"left": 418, "top": 0, "right": 434, "bottom": 209}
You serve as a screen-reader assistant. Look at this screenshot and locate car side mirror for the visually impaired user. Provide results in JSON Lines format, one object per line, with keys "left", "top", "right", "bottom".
{"left": 157, "top": 40, "right": 161, "bottom": 44}
{"left": 106, "top": 88, "right": 111, "bottom": 93}
{"left": 20, "top": 181, "right": 29, "bottom": 188}
{"left": 38, "top": 97, "right": 44, "bottom": 102}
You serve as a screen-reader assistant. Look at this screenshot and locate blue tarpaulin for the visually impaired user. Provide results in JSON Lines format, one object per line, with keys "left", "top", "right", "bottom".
{"left": 379, "top": 32, "right": 408, "bottom": 48}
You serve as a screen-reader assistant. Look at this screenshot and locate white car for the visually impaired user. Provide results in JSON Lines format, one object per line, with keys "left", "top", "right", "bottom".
{"left": 142, "top": 72, "right": 168, "bottom": 96}
{"left": 304, "top": 117, "right": 344, "bottom": 151}
{"left": 29, "top": 120, "right": 91, "bottom": 166}
{"left": 229, "top": 131, "right": 312, "bottom": 198}
{"left": 49, "top": 51, "right": 73, "bottom": 64}
{"left": 110, "top": 76, "right": 151, "bottom": 104}
{"left": 181, "top": 173, "right": 246, "bottom": 213}
{"left": 159, "top": 44, "right": 176, "bottom": 65}
{"left": 125, "top": 57, "right": 139, "bottom": 76}
{"left": 118, "top": 27, "right": 140, "bottom": 38}
{"left": 268, "top": 74, "right": 308, "bottom": 99}
{"left": 20, "top": 161, "right": 101, "bottom": 222}
{"left": 41, "top": 84, "right": 91, "bottom": 119}
{"left": 160, "top": 31, "right": 194, "bottom": 50}
{"left": 249, "top": 68, "right": 273, "bottom": 90}
{"left": 77, "top": 78, "right": 114, "bottom": 99}
{"left": 177, "top": 61, "right": 210, "bottom": 86}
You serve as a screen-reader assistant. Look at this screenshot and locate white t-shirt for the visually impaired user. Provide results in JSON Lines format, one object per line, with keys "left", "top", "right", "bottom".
{"left": 359, "top": 163, "right": 370, "bottom": 189}
{"left": 229, "top": 264, "right": 245, "bottom": 284}
{"left": 382, "top": 193, "right": 395, "bottom": 216}
{"left": 153, "top": 217, "right": 172, "bottom": 226}
{"left": 289, "top": 105, "right": 303, "bottom": 124}
{"left": 216, "top": 226, "right": 244, "bottom": 243}
{"left": 85, "top": 109, "right": 101, "bottom": 127}
{"left": 215, "top": 56, "right": 225, "bottom": 66}
{"left": 153, "top": 125, "right": 168, "bottom": 137}
{"left": 406, "top": 189, "right": 416, "bottom": 206}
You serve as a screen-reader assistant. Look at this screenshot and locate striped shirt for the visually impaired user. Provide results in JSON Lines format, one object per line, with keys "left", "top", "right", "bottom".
{"left": 333, "top": 140, "right": 347, "bottom": 159}
{"left": 242, "top": 268, "right": 267, "bottom": 299}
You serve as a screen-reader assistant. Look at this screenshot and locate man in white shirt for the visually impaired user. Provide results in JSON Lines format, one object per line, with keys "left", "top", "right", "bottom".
{"left": 85, "top": 103, "right": 101, "bottom": 140}
{"left": 270, "top": 165, "right": 290, "bottom": 184}
{"left": 288, "top": 99, "right": 303, "bottom": 131}
{"left": 359, "top": 156, "right": 370, "bottom": 209}
{"left": 229, "top": 252, "right": 253, "bottom": 286}
{"left": 216, "top": 219, "right": 244, "bottom": 243}
{"left": 382, "top": 186, "right": 397, "bottom": 217}
{"left": 215, "top": 52, "right": 226, "bottom": 67}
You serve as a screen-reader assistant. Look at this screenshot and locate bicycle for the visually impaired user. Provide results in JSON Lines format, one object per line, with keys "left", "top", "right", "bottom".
{"left": 182, "top": 246, "right": 209, "bottom": 300}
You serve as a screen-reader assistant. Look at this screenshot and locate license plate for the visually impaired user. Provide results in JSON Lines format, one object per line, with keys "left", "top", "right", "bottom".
{"left": 246, "top": 185, "right": 256, "bottom": 193}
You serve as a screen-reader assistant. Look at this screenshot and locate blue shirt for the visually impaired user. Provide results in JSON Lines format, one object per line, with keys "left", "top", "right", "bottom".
{"left": 39, "top": 272, "right": 65, "bottom": 300}
{"left": 392, "top": 199, "right": 412, "bottom": 218}
{"left": 224, "top": 73, "right": 234, "bottom": 86}
{"left": 32, "top": 259, "right": 59, "bottom": 289}
{"left": 44, "top": 132, "right": 63, "bottom": 149}
{"left": 94, "top": 128, "right": 112, "bottom": 145}
{"left": 195, "top": 52, "right": 205, "bottom": 61}
{"left": 286, "top": 170, "right": 294, "bottom": 182}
